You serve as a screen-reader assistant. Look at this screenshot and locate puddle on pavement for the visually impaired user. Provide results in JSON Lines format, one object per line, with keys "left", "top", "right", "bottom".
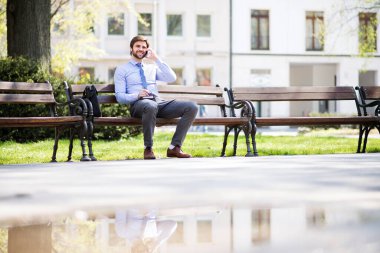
{"left": 0, "top": 205, "right": 380, "bottom": 253}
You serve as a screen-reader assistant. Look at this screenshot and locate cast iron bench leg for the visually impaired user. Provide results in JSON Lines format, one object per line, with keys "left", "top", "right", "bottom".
{"left": 233, "top": 128, "right": 241, "bottom": 156}
{"left": 221, "top": 126, "right": 229, "bottom": 157}
{"left": 86, "top": 120, "right": 97, "bottom": 161}
{"left": 79, "top": 122, "right": 91, "bottom": 161}
{"left": 357, "top": 125, "right": 364, "bottom": 153}
{"left": 67, "top": 128, "right": 75, "bottom": 161}
{"left": 251, "top": 120, "right": 258, "bottom": 156}
{"left": 362, "top": 127, "right": 371, "bottom": 153}
{"left": 51, "top": 127, "right": 60, "bottom": 162}
{"left": 243, "top": 122, "right": 254, "bottom": 157}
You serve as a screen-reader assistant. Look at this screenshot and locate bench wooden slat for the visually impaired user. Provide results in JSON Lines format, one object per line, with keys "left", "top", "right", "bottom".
{"left": 71, "top": 84, "right": 114, "bottom": 94}
{"left": 0, "top": 116, "right": 83, "bottom": 127}
{"left": 255, "top": 116, "right": 379, "bottom": 126}
{"left": 94, "top": 117, "right": 248, "bottom": 126}
{"left": 0, "top": 82, "right": 53, "bottom": 93}
{"left": 0, "top": 94, "right": 56, "bottom": 104}
{"left": 158, "top": 85, "right": 223, "bottom": 95}
{"left": 234, "top": 92, "right": 356, "bottom": 101}
{"left": 233, "top": 86, "right": 354, "bottom": 93}
{"left": 97, "top": 95, "right": 117, "bottom": 104}
{"left": 232, "top": 86, "right": 356, "bottom": 101}
{"left": 362, "top": 86, "right": 380, "bottom": 99}
{"left": 159, "top": 95, "right": 225, "bottom": 105}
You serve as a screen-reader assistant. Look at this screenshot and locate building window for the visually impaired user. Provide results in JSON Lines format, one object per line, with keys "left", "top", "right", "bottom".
{"left": 168, "top": 221, "right": 184, "bottom": 244}
{"left": 251, "top": 10, "right": 269, "bottom": 50}
{"left": 170, "top": 68, "right": 184, "bottom": 85}
{"left": 197, "top": 220, "right": 212, "bottom": 243}
{"left": 138, "top": 13, "right": 152, "bottom": 36}
{"left": 167, "top": 14, "right": 183, "bottom": 36}
{"left": 306, "top": 209, "right": 326, "bottom": 228}
{"left": 306, "top": 11, "right": 324, "bottom": 51}
{"left": 79, "top": 67, "right": 95, "bottom": 80}
{"left": 108, "top": 13, "right": 124, "bottom": 35}
{"left": 251, "top": 210, "right": 271, "bottom": 244}
{"left": 196, "top": 68, "right": 211, "bottom": 86}
{"left": 359, "top": 12, "right": 377, "bottom": 53}
{"left": 197, "top": 15, "right": 211, "bottom": 37}
{"left": 108, "top": 67, "right": 116, "bottom": 83}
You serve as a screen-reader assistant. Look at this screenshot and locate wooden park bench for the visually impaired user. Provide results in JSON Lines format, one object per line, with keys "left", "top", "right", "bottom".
{"left": 227, "top": 86, "right": 380, "bottom": 156}
{"left": 65, "top": 83, "right": 255, "bottom": 158}
{"left": 0, "top": 81, "right": 90, "bottom": 162}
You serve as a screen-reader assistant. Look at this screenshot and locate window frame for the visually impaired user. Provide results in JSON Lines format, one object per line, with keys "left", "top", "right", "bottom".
{"left": 195, "top": 68, "right": 212, "bottom": 86}
{"left": 359, "top": 12, "right": 378, "bottom": 52}
{"left": 196, "top": 14, "right": 211, "bottom": 38}
{"left": 167, "top": 14, "right": 183, "bottom": 37}
{"left": 138, "top": 13, "right": 153, "bottom": 36}
{"left": 170, "top": 67, "right": 184, "bottom": 85}
{"left": 107, "top": 13, "right": 125, "bottom": 36}
{"left": 251, "top": 9, "right": 270, "bottom": 50}
{"left": 305, "top": 11, "right": 324, "bottom": 51}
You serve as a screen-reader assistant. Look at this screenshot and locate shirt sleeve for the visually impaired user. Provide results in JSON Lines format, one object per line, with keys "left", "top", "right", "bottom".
{"left": 114, "top": 65, "right": 139, "bottom": 105}
{"left": 155, "top": 59, "right": 177, "bottom": 83}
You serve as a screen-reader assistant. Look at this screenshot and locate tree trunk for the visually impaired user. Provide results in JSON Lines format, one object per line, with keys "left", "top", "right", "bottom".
{"left": 7, "top": 0, "right": 51, "bottom": 72}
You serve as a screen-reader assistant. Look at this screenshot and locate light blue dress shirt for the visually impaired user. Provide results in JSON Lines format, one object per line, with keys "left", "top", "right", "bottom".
{"left": 114, "top": 59, "right": 177, "bottom": 105}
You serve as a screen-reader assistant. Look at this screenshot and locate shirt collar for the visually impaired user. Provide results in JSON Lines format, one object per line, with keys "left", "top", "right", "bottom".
{"left": 130, "top": 59, "right": 143, "bottom": 67}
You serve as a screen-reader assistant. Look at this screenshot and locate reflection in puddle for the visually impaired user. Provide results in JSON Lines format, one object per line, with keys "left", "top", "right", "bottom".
{"left": 1, "top": 206, "right": 380, "bottom": 253}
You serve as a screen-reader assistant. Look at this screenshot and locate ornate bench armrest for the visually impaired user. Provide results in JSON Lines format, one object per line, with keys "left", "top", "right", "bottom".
{"left": 356, "top": 100, "right": 380, "bottom": 116}
{"left": 357, "top": 100, "right": 380, "bottom": 108}
{"left": 56, "top": 97, "right": 89, "bottom": 118}
{"left": 226, "top": 100, "right": 254, "bottom": 119}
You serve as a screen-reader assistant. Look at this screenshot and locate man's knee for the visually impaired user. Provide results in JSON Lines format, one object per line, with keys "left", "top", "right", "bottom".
{"left": 187, "top": 102, "right": 198, "bottom": 115}
{"left": 143, "top": 101, "right": 158, "bottom": 114}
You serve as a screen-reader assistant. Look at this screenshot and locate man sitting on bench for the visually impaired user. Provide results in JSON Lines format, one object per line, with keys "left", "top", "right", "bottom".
{"left": 114, "top": 35, "right": 198, "bottom": 160}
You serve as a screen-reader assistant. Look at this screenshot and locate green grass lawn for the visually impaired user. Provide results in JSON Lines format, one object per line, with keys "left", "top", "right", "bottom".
{"left": 1, "top": 130, "right": 380, "bottom": 165}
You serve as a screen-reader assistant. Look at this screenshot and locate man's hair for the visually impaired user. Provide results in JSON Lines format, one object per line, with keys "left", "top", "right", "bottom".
{"left": 130, "top": 35, "right": 149, "bottom": 55}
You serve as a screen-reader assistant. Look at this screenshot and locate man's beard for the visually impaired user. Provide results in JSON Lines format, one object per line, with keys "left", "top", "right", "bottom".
{"left": 132, "top": 51, "right": 145, "bottom": 59}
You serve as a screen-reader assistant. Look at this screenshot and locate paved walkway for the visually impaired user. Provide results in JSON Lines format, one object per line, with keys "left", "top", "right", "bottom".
{"left": 1, "top": 154, "right": 380, "bottom": 224}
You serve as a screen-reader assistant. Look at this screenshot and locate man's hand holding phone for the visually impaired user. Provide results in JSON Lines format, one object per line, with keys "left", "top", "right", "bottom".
{"left": 143, "top": 49, "right": 158, "bottom": 61}
{"left": 138, "top": 89, "right": 154, "bottom": 100}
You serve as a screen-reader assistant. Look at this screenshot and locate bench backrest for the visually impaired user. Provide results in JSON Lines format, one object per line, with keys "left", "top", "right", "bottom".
{"left": 230, "top": 86, "right": 356, "bottom": 102}
{"left": 69, "top": 84, "right": 226, "bottom": 106}
{"left": 359, "top": 86, "right": 380, "bottom": 100}
{"left": 0, "top": 81, "right": 56, "bottom": 105}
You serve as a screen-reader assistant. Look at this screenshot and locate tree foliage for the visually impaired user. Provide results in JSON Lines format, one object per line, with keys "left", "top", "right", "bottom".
{"left": 50, "top": 0, "right": 147, "bottom": 77}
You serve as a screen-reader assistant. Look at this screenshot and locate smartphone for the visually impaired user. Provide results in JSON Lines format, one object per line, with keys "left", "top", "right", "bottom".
{"left": 143, "top": 50, "right": 149, "bottom": 58}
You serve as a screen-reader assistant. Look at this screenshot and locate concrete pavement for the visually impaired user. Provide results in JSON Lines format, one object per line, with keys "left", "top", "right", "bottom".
{"left": 1, "top": 153, "right": 380, "bottom": 225}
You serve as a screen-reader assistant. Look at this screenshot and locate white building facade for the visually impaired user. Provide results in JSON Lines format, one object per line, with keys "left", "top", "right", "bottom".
{"left": 59, "top": 0, "right": 380, "bottom": 118}
{"left": 232, "top": 0, "right": 380, "bottom": 117}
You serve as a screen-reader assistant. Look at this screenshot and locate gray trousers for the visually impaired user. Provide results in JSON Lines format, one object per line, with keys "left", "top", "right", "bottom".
{"left": 130, "top": 98, "right": 198, "bottom": 148}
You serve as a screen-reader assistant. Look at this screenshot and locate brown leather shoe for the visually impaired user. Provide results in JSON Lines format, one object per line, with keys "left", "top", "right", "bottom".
{"left": 167, "top": 145, "right": 191, "bottom": 158}
{"left": 144, "top": 147, "right": 156, "bottom": 160}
